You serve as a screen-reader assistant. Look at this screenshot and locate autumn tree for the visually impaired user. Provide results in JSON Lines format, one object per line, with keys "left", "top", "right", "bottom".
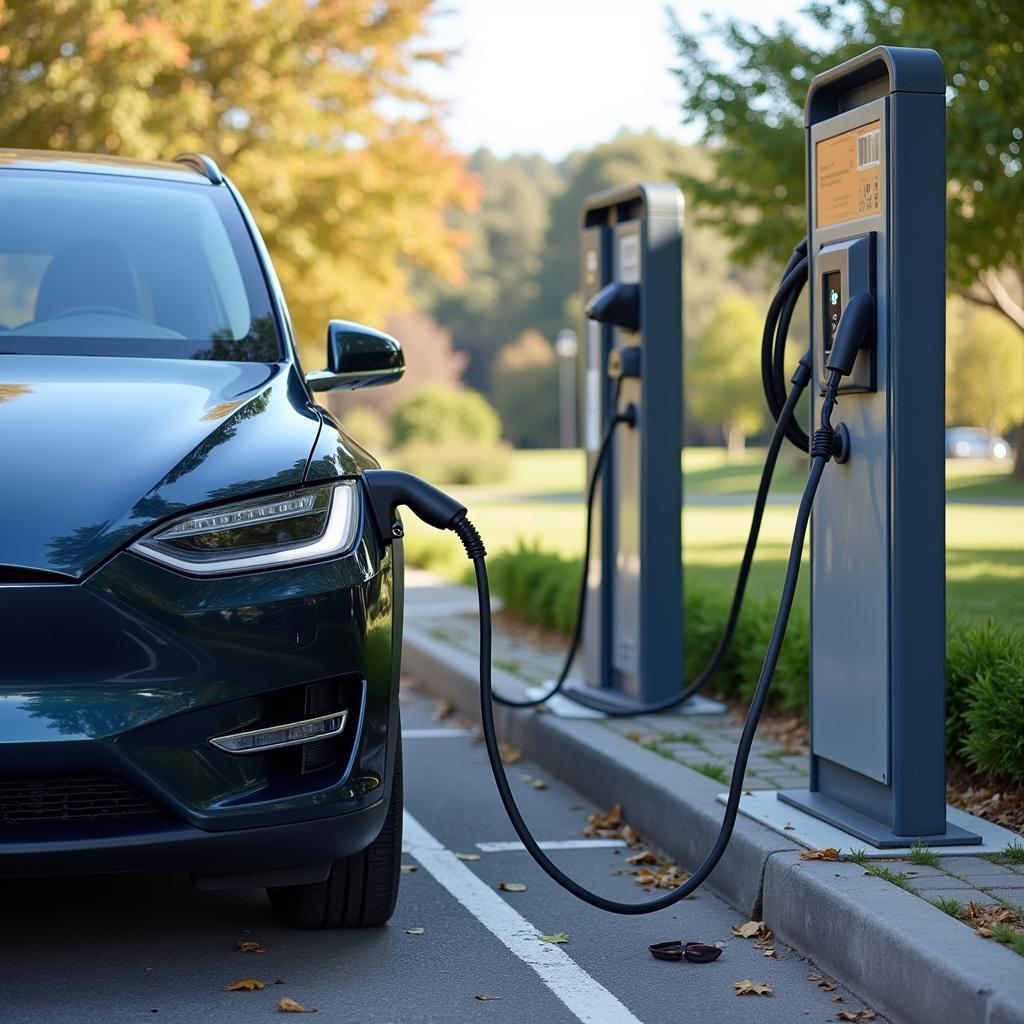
{"left": 491, "top": 330, "right": 558, "bottom": 448}
{"left": 0, "top": 0, "right": 476, "bottom": 368}
{"left": 671, "top": 0, "right": 1024, "bottom": 475}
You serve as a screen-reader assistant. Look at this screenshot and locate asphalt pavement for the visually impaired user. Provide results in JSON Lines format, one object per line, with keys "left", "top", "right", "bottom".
{"left": 0, "top": 689, "right": 886, "bottom": 1023}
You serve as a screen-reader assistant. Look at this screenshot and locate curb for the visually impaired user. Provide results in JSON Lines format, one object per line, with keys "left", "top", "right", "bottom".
{"left": 403, "top": 624, "right": 1024, "bottom": 1024}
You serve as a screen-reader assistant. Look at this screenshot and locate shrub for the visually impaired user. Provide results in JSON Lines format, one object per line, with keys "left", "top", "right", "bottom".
{"left": 390, "top": 440, "right": 512, "bottom": 486}
{"left": 340, "top": 405, "right": 391, "bottom": 452}
{"left": 389, "top": 384, "right": 501, "bottom": 447}
{"left": 962, "top": 663, "right": 1024, "bottom": 778}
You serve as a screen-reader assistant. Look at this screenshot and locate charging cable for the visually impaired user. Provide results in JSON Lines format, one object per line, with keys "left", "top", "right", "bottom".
{"left": 361, "top": 289, "right": 872, "bottom": 913}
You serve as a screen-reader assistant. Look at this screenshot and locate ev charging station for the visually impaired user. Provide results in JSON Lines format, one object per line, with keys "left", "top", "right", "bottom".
{"left": 563, "top": 184, "right": 685, "bottom": 714}
{"left": 772, "top": 47, "right": 980, "bottom": 847}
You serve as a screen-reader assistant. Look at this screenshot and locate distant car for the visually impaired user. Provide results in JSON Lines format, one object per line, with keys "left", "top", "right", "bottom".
{"left": 0, "top": 149, "right": 407, "bottom": 928}
{"left": 945, "top": 427, "right": 1012, "bottom": 460}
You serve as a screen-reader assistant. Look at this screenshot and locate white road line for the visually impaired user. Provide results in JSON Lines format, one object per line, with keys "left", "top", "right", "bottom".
{"left": 402, "top": 728, "right": 475, "bottom": 739}
{"left": 475, "top": 839, "right": 627, "bottom": 853}
{"left": 403, "top": 811, "right": 644, "bottom": 1024}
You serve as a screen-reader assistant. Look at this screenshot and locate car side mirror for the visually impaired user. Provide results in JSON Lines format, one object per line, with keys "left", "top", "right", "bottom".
{"left": 305, "top": 320, "right": 405, "bottom": 392}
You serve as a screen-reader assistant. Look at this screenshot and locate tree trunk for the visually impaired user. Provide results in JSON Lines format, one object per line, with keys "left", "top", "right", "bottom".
{"left": 726, "top": 423, "right": 746, "bottom": 461}
{"left": 1014, "top": 424, "right": 1024, "bottom": 480}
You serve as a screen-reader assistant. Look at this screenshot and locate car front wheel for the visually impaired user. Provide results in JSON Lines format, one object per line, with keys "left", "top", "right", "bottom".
{"left": 268, "top": 741, "right": 403, "bottom": 928}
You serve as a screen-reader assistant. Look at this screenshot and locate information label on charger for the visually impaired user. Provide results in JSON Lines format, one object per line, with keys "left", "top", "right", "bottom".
{"left": 815, "top": 120, "right": 882, "bottom": 228}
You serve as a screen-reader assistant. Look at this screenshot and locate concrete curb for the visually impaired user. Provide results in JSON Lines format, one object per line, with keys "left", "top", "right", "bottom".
{"left": 403, "top": 624, "right": 1024, "bottom": 1024}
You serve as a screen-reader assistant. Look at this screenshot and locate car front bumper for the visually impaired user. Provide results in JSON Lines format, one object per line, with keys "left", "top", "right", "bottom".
{"left": 0, "top": 528, "right": 403, "bottom": 885}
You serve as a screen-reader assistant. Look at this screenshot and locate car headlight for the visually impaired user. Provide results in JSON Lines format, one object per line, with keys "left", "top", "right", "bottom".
{"left": 130, "top": 481, "right": 360, "bottom": 575}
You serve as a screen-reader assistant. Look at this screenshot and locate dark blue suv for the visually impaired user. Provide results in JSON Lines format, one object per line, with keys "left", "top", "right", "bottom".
{"left": 0, "top": 149, "right": 406, "bottom": 927}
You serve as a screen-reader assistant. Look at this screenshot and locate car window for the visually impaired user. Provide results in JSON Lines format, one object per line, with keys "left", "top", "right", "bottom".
{"left": 0, "top": 170, "right": 281, "bottom": 361}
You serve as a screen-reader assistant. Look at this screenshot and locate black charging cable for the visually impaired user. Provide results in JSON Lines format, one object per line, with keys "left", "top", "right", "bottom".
{"left": 361, "top": 292, "right": 871, "bottom": 914}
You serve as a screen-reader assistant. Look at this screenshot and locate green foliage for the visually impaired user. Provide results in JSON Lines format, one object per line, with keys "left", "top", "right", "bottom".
{"left": 1003, "top": 842, "right": 1024, "bottom": 865}
{"left": 962, "top": 661, "right": 1024, "bottom": 778}
{"left": 934, "top": 897, "right": 964, "bottom": 917}
{"left": 490, "top": 331, "right": 559, "bottom": 447}
{"left": 845, "top": 849, "right": 868, "bottom": 865}
{"left": 991, "top": 923, "right": 1024, "bottom": 957}
{"left": 390, "top": 439, "right": 512, "bottom": 486}
{"left": 341, "top": 406, "right": 391, "bottom": 453}
{"left": 389, "top": 385, "right": 501, "bottom": 447}
{"left": 0, "top": 1, "right": 475, "bottom": 368}
{"left": 689, "top": 762, "right": 730, "bottom": 784}
{"left": 866, "top": 865, "right": 915, "bottom": 891}
{"left": 688, "top": 297, "right": 768, "bottom": 454}
{"left": 907, "top": 843, "right": 941, "bottom": 869}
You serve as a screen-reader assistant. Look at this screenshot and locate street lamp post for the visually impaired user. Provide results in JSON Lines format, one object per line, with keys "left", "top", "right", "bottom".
{"left": 555, "top": 328, "right": 578, "bottom": 449}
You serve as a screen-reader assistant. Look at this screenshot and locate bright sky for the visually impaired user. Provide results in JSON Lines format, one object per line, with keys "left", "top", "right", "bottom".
{"left": 415, "top": 1, "right": 814, "bottom": 160}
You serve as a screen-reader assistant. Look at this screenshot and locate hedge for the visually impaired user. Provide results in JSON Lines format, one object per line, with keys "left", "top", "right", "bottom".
{"left": 485, "top": 544, "right": 1024, "bottom": 782}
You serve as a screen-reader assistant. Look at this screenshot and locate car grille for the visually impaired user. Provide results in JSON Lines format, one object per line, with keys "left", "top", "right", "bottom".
{"left": 0, "top": 775, "right": 161, "bottom": 824}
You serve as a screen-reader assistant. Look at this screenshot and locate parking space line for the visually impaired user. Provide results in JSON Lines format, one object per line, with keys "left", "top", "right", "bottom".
{"left": 475, "top": 839, "right": 627, "bottom": 853}
{"left": 402, "top": 728, "right": 476, "bottom": 739}
{"left": 403, "top": 812, "right": 644, "bottom": 1024}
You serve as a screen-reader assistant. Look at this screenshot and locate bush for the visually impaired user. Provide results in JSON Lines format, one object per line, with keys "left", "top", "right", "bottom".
{"left": 390, "top": 440, "right": 512, "bottom": 486}
{"left": 390, "top": 384, "right": 501, "bottom": 447}
{"left": 962, "top": 667, "right": 1024, "bottom": 778}
{"left": 340, "top": 405, "right": 391, "bottom": 451}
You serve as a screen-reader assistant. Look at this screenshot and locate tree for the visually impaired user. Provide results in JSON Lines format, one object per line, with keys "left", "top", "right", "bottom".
{"left": 0, "top": 0, "right": 475, "bottom": 369}
{"left": 947, "top": 299, "right": 1024, "bottom": 437}
{"left": 688, "top": 297, "right": 767, "bottom": 457}
{"left": 491, "top": 330, "right": 558, "bottom": 448}
{"left": 389, "top": 384, "right": 501, "bottom": 447}
{"left": 670, "top": 0, "right": 1024, "bottom": 476}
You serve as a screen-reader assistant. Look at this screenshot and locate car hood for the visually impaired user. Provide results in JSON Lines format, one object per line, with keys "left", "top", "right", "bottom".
{"left": 0, "top": 356, "right": 325, "bottom": 579}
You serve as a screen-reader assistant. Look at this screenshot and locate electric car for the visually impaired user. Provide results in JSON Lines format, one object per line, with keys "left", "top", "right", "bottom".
{"left": 0, "top": 149, "right": 407, "bottom": 928}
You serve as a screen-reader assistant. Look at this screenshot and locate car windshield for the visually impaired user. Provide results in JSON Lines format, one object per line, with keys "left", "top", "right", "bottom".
{"left": 0, "top": 169, "right": 281, "bottom": 361}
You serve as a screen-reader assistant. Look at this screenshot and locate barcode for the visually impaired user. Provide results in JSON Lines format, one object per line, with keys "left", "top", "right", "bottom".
{"left": 857, "top": 129, "right": 881, "bottom": 170}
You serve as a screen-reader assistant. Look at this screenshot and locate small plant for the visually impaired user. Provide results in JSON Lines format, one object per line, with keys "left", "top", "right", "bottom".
{"left": 907, "top": 842, "right": 941, "bottom": 869}
{"left": 494, "top": 658, "right": 522, "bottom": 675}
{"left": 1002, "top": 841, "right": 1024, "bottom": 865}
{"left": 428, "top": 627, "right": 451, "bottom": 642}
{"left": 845, "top": 849, "right": 868, "bottom": 865}
{"left": 933, "top": 897, "right": 964, "bottom": 917}
{"left": 660, "top": 731, "right": 707, "bottom": 748}
{"left": 866, "top": 864, "right": 915, "bottom": 891}
{"left": 689, "top": 762, "right": 730, "bottom": 784}
{"left": 991, "top": 923, "right": 1024, "bottom": 956}
{"left": 642, "top": 741, "right": 679, "bottom": 764}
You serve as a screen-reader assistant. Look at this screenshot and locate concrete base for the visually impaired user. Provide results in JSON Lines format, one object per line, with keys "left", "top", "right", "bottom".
{"left": 556, "top": 678, "right": 726, "bottom": 717}
{"left": 728, "top": 789, "right": 1014, "bottom": 856}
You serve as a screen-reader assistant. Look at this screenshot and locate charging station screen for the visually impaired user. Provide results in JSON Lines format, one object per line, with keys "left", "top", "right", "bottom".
{"left": 823, "top": 271, "right": 842, "bottom": 360}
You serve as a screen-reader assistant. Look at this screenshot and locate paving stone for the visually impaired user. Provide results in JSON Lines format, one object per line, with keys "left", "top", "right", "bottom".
{"left": 917, "top": 887, "right": 993, "bottom": 905}
{"left": 939, "top": 858, "right": 1024, "bottom": 886}
{"left": 982, "top": 889, "right": 1024, "bottom": 908}
{"left": 907, "top": 873, "right": 980, "bottom": 891}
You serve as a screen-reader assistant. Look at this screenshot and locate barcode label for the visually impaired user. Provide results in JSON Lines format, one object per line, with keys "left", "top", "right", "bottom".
{"left": 857, "top": 129, "right": 881, "bottom": 170}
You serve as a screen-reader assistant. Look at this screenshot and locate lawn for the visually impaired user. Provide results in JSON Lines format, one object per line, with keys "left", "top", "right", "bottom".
{"left": 402, "top": 448, "right": 1024, "bottom": 629}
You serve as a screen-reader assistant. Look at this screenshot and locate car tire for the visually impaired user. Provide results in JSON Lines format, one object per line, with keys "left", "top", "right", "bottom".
{"left": 267, "top": 741, "right": 403, "bottom": 929}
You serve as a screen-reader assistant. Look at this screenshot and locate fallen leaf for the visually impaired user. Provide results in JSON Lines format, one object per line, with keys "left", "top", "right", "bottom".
{"left": 277, "top": 996, "right": 316, "bottom": 1013}
{"left": 808, "top": 972, "right": 823, "bottom": 982}
{"left": 784, "top": 823, "right": 796, "bottom": 830}
{"left": 799, "top": 847, "right": 841, "bottom": 861}
{"left": 731, "top": 920, "right": 771, "bottom": 940}
{"left": 977, "top": 927, "right": 993, "bottom": 938}
{"left": 817, "top": 981, "right": 836, "bottom": 992}
{"left": 432, "top": 698, "right": 455, "bottom": 721}
{"left": 833, "top": 996, "right": 845, "bottom": 1003}
{"left": 532, "top": 779, "right": 548, "bottom": 790}
{"left": 585, "top": 804, "right": 622, "bottom": 832}
{"left": 237, "top": 941, "right": 265, "bottom": 954}
{"left": 401, "top": 864, "right": 418, "bottom": 873}
{"left": 733, "top": 979, "right": 774, "bottom": 997}
{"left": 626, "top": 851, "right": 659, "bottom": 866}
{"left": 405, "top": 927, "right": 425, "bottom": 935}
{"left": 836, "top": 1012, "right": 876, "bottom": 1022}
{"left": 475, "top": 994, "right": 500, "bottom": 1002}
{"left": 223, "top": 979, "right": 264, "bottom": 992}
{"left": 455, "top": 852, "right": 480, "bottom": 862}
{"left": 538, "top": 933, "right": 569, "bottom": 944}
{"left": 498, "top": 882, "right": 527, "bottom": 892}
{"left": 762, "top": 946, "right": 777, "bottom": 958}
{"left": 499, "top": 743, "right": 522, "bottom": 764}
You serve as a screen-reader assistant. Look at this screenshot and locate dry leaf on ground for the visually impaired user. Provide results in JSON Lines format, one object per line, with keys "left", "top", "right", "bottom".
{"left": 633, "top": 863, "right": 689, "bottom": 890}
{"left": 405, "top": 927, "right": 425, "bottom": 935}
{"left": 237, "top": 941, "right": 265, "bottom": 954}
{"left": 626, "top": 851, "right": 659, "bottom": 866}
{"left": 498, "top": 882, "right": 527, "bottom": 892}
{"left": 584, "top": 804, "right": 622, "bottom": 832}
{"left": 499, "top": 743, "right": 522, "bottom": 764}
{"left": 817, "top": 981, "right": 836, "bottom": 992}
{"left": 223, "top": 979, "right": 265, "bottom": 992}
{"left": 538, "top": 933, "right": 569, "bottom": 944}
{"left": 731, "top": 920, "right": 772, "bottom": 940}
{"left": 799, "top": 847, "right": 841, "bottom": 861}
{"left": 432, "top": 697, "right": 455, "bottom": 721}
{"left": 836, "top": 1012, "right": 876, "bottom": 1022}
{"left": 277, "top": 996, "right": 316, "bottom": 1013}
{"left": 532, "top": 779, "right": 548, "bottom": 790}
{"left": 733, "top": 979, "right": 774, "bottom": 996}
{"left": 475, "top": 994, "right": 500, "bottom": 1001}
{"left": 455, "top": 852, "right": 480, "bottom": 861}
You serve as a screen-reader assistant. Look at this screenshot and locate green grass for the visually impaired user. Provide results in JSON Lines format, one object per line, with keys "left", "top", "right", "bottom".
{"left": 405, "top": 447, "right": 1024, "bottom": 629}
{"left": 659, "top": 731, "right": 707, "bottom": 747}
{"left": 934, "top": 896, "right": 964, "bottom": 917}
{"left": 688, "top": 761, "right": 730, "bottom": 784}
{"left": 846, "top": 849, "right": 868, "bottom": 865}
{"left": 983, "top": 841, "right": 1024, "bottom": 866}
{"left": 907, "top": 842, "right": 941, "bottom": 869}
{"left": 991, "top": 923, "right": 1024, "bottom": 956}
{"left": 866, "top": 864, "right": 916, "bottom": 891}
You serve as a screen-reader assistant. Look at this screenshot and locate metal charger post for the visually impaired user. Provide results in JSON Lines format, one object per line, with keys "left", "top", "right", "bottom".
{"left": 777, "top": 46, "right": 980, "bottom": 847}
{"left": 562, "top": 183, "right": 687, "bottom": 714}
